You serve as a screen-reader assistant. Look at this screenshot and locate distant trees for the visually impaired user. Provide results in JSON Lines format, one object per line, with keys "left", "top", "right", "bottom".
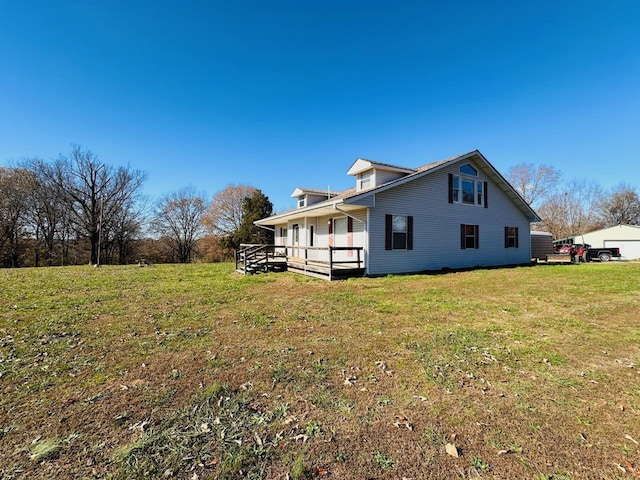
{"left": 598, "top": 184, "right": 640, "bottom": 226}
{"left": 151, "top": 187, "right": 207, "bottom": 263}
{"left": 0, "top": 146, "right": 146, "bottom": 267}
{"left": 0, "top": 167, "right": 35, "bottom": 266}
{"left": 507, "top": 163, "right": 561, "bottom": 208}
{"left": 20, "top": 158, "right": 65, "bottom": 266}
{"left": 536, "top": 180, "right": 604, "bottom": 240}
{"left": 0, "top": 144, "right": 277, "bottom": 267}
{"left": 234, "top": 189, "right": 274, "bottom": 246}
{"left": 204, "top": 185, "right": 257, "bottom": 237}
{"left": 55, "top": 146, "right": 146, "bottom": 265}
{"left": 203, "top": 185, "right": 273, "bottom": 250}
{"left": 507, "top": 160, "right": 639, "bottom": 239}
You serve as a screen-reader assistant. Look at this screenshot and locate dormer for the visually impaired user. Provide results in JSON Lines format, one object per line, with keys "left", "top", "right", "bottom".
{"left": 347, "top": 158, "right": 414, "bottom": 192}
{"left": 291, "top": 187, "right": 338, "bottom": 208}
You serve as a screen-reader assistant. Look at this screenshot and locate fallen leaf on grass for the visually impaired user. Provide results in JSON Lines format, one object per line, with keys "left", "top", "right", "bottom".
{"left": 290, "top": 434, "right": 309, "bottom": 444}
{"left": 614, "top": 463, "right": 626, "bottom": 474}
{"left": 393, "top": 415, "right": 413, "bottom": 431}
{"left": 343, "top": 376, "right": 357, "bottom": 386}
{"left": 445, "top": 443, "right": 459, "bottom": 458}
{"left": 375, "top": 360, "right": 394, "bottom": 377}
{"left": 315, "top": 466, "right": 329, "bottom": 476}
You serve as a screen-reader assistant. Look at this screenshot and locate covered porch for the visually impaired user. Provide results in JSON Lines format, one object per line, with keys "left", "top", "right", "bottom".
{"left": 235, "top": 244, "right": 365, "bottom": 280}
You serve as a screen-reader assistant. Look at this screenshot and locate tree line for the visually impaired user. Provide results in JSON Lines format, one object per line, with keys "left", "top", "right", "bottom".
{"left": 0, "top": 146, "right": 273, "bottom": 267}
{"left": 506, "top": 163, "right": 640, "bottom": 240}
{"left": 2, "top": 147, "right": 638, "bottom": 267}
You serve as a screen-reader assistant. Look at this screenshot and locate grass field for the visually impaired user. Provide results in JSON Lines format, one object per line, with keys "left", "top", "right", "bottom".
{"left": 1, "top": 262, "right": 639, "bottom": 479}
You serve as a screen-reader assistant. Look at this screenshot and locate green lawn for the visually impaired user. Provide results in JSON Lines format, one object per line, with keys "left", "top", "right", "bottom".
{"left": 1, "top": 262, "right": 639, "bottom": 479}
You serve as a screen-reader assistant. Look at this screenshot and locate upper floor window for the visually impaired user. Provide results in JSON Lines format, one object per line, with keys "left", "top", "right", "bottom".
{"left": 459, "top": 163, "right": 478, "bottom": 176}
{"left": 358, "top": 171, "right": 373, "bottom": 190}
{"left": 298, "top": 198, "right": 306, "bottom": 208}
{"left": 449, "top": 168, "right": 487, "bottom": 208}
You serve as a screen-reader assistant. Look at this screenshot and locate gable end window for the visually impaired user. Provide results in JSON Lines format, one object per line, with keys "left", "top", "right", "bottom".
{"left": 504, "top": 226, "right": 519, "bottom": 248}
{"left": 460, "top": 224, "right": 479, "bottom": 249}
{"left": 448, "top": 166, "right": 487, "bottom": 208}
{"left": 385, "top": 214, "right": 413, "bottom": 250}
{"left": 460, "top": 163, "right": 478, "bottom": 176}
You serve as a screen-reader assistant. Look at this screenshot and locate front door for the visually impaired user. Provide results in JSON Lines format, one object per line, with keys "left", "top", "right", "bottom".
{"left": 333, "top": 217, "right": 348, "bottom": 262}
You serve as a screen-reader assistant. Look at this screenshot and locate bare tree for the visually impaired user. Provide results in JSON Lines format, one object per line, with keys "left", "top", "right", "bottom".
{"left": 18, "top": 158, "right": 65, "bottom": 265}
{"left": 55, "top": 146, "right": 146, "bottom": 265}
{"left": 507, "top": 163, "right": 561, "bottom": 208}
{"left": 203, "top": 185, "right": 258, "bottom": 236}
{"left": 0, "top": 168, "right": 33, "bottom": 266}
{"left": 537, "top": 179, "right": 603, "bottom": 240}
{"left": 598, "top": 183, "right": 640, "bottom": 226}
{"left": 152, "top": 187, "right": 207, "bottom": 263}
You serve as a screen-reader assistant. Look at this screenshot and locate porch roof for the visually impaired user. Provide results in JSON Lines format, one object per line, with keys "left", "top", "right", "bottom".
{"left": 254, "top": 196, "right": 363, "bottom": 225}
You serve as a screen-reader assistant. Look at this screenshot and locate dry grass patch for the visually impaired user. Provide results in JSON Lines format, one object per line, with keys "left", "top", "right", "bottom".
{"left": 1, "top": 262, "right": 639, "bottom": 479}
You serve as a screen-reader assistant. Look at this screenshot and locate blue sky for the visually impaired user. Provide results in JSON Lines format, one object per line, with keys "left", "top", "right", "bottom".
{"left": 1, "top": 1, "right": 639, "bottom": 212}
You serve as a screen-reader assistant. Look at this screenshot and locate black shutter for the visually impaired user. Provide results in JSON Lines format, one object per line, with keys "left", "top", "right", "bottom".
{"left": 448, "top": 174, "right": 454, "bottom": 204}
{"left": 407, "top": 216, "right": 413, "bottom": 250}
{"left": 460, "top": 224, "right": 466, "bottom": 250}
{"left": 385, "top": 215, "right": 392, "bottom": 250}
{"left": 484, "top": 181, "right": 488, "bottom": 208}
{"left": 475, "top": 225, "right": 480, "bottom": 249}
{"left": 504, "top": 227, "right": 509, "bottom": 248}
{"left": 328, "top": 219, "right": 333, "bottom": 235}
{"left": 347, "top": 216, "right": 353, "bottom": 233}
{"left": 515, "top": 227, "right": 519, "bottom": 248}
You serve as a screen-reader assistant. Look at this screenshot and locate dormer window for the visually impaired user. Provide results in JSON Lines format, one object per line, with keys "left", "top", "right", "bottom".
{"left": 358, "top": 171, "right": 373, "bottom": 191}
{"left": 348, "top": 158, "right": 413, "bottom": 191}
{"left": 298, "top": 197, "right": 306, "bottom": 208}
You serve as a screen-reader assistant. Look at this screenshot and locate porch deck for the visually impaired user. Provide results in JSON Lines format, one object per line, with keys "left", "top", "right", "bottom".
{"left": 235, "top": 244, "right": 365, "bottom": 280}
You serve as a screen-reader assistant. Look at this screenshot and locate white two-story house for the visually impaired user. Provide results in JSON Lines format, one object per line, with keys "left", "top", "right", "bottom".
{"left": 253, "top": 150, "right": 540, "bottom": 279}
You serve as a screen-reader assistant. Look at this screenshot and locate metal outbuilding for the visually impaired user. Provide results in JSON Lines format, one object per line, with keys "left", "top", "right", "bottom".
{"left": 567, "top": 225, "right": 640, "bottom": 260}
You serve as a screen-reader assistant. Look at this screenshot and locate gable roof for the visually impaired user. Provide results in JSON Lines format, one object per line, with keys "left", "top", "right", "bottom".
{"left": 256, "top": 150, "right": 540, "bottom": 225}
{"left": 291, "top": 187, "right": 340, "bottom": 198}
{"left": 347, "top": 158, "right": 414, "bottom": 176}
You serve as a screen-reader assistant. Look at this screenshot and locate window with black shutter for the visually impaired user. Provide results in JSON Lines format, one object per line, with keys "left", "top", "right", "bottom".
{"left": 385, "top": 214, "right": 413, "bottom": 250}
{"left": 460, "top": 224, "right": 479, "bottom": 249}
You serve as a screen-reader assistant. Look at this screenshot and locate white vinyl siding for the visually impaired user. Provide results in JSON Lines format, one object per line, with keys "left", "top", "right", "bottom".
{"left": 375, "top": 169, "right": 407, "bottom": 186}
{"left": 366, "top": 165, "right": 531, "bottom": 275}
{"left": 302, "top": 211, "right": 367, "bottom": 263}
